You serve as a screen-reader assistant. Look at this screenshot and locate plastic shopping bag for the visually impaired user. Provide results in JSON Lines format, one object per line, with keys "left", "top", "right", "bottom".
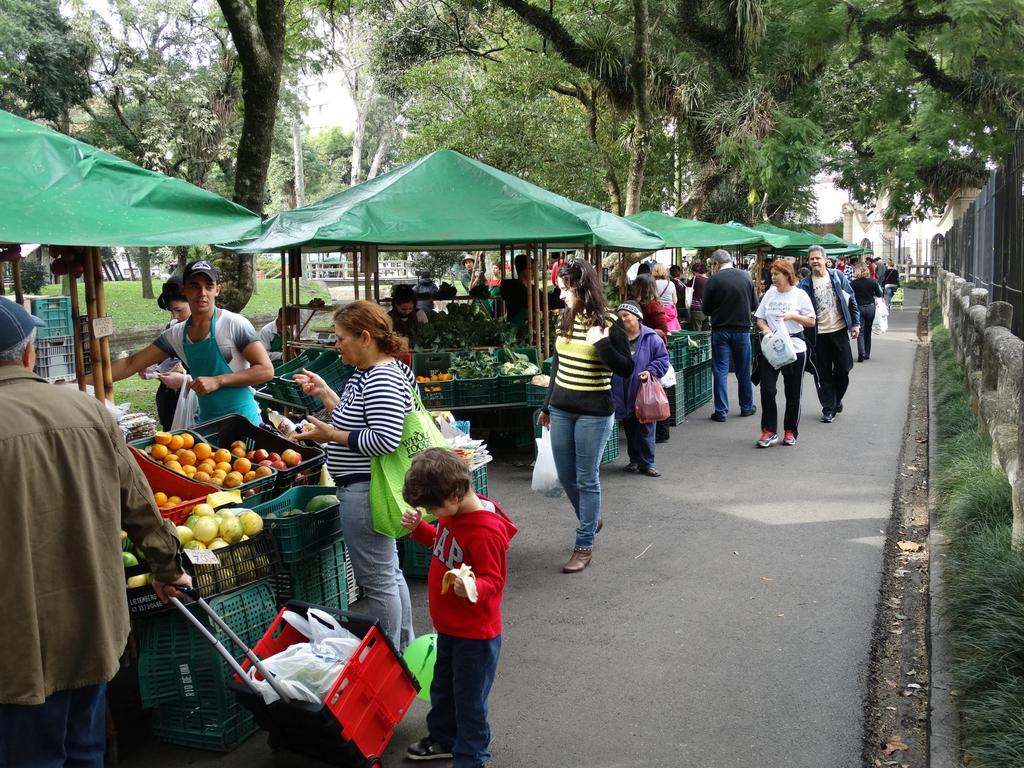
{"left": 760, "top": 325, "right": 797, "bottom": 370}
{"left": 661, "top": 363, "right": 677, "bottom": 388}
{"left": 170, "top": 375, "right": 199, "bottom": 430}
{"left": 873, "top": 297, "right": 889, "bottom": 335}
{"left": 247, "top": 609, "right": 362, "bottom": 705}
{"left": 532, "top": 428, "right": 564, "bottom": 497}
{"left": 635, "top": 377, "right": 670, "bottom": 424}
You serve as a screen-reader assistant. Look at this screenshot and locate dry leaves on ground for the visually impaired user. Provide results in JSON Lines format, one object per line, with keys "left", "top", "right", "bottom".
{"left": 883, "top": 735, "right": 909, "bottom": 755}
{"left": 897, "top": 540, "right": 923, "bottom": 552}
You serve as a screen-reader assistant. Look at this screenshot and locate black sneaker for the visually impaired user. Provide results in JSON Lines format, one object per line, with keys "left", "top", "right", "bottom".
{"left": 623, "top": 463, "right": 639, "bottom": 473}
{"left": 406, "top": 737, "right": 453, "bottom": 761}
{"left": 710, "top": 413, "right": 727, "bottom": 423}
{"left": 821, "top": 412, "right": 834, "bottom": 423}
{"left": 740, "top": 407, "right": 757, "bottom": 417}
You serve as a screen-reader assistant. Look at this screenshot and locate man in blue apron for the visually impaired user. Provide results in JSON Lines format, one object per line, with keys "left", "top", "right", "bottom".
{"left": 111, "top": 260, "right": 273, "bottom": 425}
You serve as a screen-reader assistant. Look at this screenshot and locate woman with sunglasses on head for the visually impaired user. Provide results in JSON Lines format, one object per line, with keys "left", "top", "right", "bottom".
{"left": 538, "top": 259, "right": 634, "bottom": 573}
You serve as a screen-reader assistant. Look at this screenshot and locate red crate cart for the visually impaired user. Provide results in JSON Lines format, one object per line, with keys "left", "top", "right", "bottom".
{"left": 170, "top": 591, "right": 418, "bottom": 767}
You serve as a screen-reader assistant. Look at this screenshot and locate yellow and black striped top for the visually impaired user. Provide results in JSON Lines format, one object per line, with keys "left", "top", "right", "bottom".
{"left": 545, "top": 312, "right": 634, "bottom": 416}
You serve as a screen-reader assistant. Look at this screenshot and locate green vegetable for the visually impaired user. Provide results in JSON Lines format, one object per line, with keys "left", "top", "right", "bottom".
{"left": 451, "top": 350, "right": 499, "bottom": 379}
{"left": 498, "top": 346, "right": 540, "bottom": 376}
{"left": 415, "top": 303, "right": 525, "bottom": 350}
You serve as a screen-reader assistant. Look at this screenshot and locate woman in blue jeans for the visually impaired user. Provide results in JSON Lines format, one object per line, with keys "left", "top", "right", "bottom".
{"left": 296, "top": 301, "right": 415, "bottom": 651}
{"left": 539, "top": 259, "right": 634, "bottom": 573}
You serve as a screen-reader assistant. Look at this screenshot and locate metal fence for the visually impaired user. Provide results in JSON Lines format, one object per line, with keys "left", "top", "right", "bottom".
{"left": 944, "top": 131, "right": 1024, "bottom": 340}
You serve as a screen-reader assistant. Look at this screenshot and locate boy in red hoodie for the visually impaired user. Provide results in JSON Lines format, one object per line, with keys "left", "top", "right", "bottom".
{"left": 400, "top": 448, "right": 518, "bottom": 767}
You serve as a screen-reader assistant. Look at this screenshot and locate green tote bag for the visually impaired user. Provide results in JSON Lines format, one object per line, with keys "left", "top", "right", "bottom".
{"left": 369, "top": 386, "right": 449, "bottom": 537}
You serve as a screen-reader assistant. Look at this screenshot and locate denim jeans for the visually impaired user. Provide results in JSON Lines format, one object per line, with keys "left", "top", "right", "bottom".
{"left": 426, "top": 634, "right": 501, "bottom": 768}
{"left": 336, "top": 480, "right": 414, "bottom": 651}
{"left": 0, "top": 683, "right": 105, "bottom": 767}
{"left": 548, "top": 406, "right": 614, "bottom": 549}
{"left": 711, "top": 329, "right": 754, "bottom": 417}
{"left": 884, "top": 285, "right": 896, "bottom": 306}
{"left": 623, "top": 416, "right": 655, "bottom": 470}
{"left": 857, "top": 303, "right": 875, "bottom": 359}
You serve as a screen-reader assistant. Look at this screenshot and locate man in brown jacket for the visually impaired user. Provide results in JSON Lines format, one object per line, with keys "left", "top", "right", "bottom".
{"left": 0, "top": 299, "right": 191, "bottom": 766}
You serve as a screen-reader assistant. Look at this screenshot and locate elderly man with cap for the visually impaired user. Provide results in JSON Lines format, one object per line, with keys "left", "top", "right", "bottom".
{"left": 701, "top": 249, "right": 758, "bottom": 422}
{"left": 0, "top": 298, "right": 191, "bottom": 766}
{"left": 111, "top": 259, "right": 273, "bottom": 426}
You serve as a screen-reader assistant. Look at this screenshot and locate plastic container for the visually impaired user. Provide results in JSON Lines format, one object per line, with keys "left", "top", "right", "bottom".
{"left": 274, "top": 537, "right": 350, "bottom": 610}
{"left": 248, "top": 485, "right": 341, "bottom": 563}
{"left": 272, "top": 351, "right": 352, "bottom": 409}
{"left": 412, "top": 352, "right": 455, "bottom": 409}
{"left": 401, "top": 538, "right": 432, "bottom": 580}
{"left": 600, "top": 428, "right": 619, "bottom": 464}
{"left": 150, "top": 697, "right": 256, "bottom": 753}
{"left": 136, "top": 580, "right": 279, "bottom": 708}
{"left": 470, "top": 463, "right": 489, "bottom": 498}
{"left": 525, "top": 382, "right": 548, "bottom": 407}
{"left": 669, "top": 330, "right": 711, "bottom": 369}
{"left": 454, "top": 376, "right": 497, "bottom": 407}
{"left": 682, "top": 360, "right": 713, "bottom": 414}
{"left": 191, "top": 414, "right": 323, "bottom": 492}
{"left": 31, "top": 296, "right": 72, "bottom": 339}
{"left": 496, "top": 346, "right": 540, "bottom": 403}
{"left": 228, "top": 602, "right": 419, "bottom": 766}
{"left": 129, "top": 446, "right": 217, "bottom": 525}
{"left": 666, "top": 384, "right": 686, "bottom": 426}
{"left": 34, "top": 335, "right": 75, "bottom": 380}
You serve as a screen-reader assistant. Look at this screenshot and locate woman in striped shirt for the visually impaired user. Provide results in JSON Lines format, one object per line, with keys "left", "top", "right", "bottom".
{"left": 295, "top": 301, "right": 416, "bottom": 650}
{"left": 539, "top": 259, "right": 634, "bottom": 573}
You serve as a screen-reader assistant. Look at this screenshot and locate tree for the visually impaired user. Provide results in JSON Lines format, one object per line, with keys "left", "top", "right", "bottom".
{"left": 0, "top": 0, "right": 91, "bottom": 126}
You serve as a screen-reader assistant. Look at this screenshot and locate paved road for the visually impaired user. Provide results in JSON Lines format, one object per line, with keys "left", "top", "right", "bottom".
{"left": 126, "top": 291, "right": 923, "bottom": 768}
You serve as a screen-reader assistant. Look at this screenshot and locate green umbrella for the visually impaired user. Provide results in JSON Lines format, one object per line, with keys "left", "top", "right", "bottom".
{"left": 219, "top": 150, "right": 665, "bottom": 253}
{"left": 0, "top": 109, "right": 261, "bottom": 246}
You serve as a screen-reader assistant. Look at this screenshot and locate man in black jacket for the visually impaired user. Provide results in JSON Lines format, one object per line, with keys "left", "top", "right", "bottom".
{"left": 701, "top": 249, "right": 757, "bottom": 422}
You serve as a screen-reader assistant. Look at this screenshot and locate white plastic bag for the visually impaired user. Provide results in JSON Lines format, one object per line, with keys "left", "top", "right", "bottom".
{"left": 248, "top": 608, "right": 361, "bottom": 705}
{"left": 873, "top": 297, "right": 889, "bottom": 335}
{"left": 760, "top": 324, "right": 797, "bottom": 370}
{"left": 661, "top": 363, "right": 676, "bottom": 388}
{"left": 170, "top": 375, "right": 199, "bottom": 430}
{"left": 532, "top": 428, "right": 564, "bottom": 497}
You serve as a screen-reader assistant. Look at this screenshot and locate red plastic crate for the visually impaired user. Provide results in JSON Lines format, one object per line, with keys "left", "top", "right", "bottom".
{"left": 229, "top": 602, "right": 418, "bottom": 766}
{"left": 130, "top": 446, "right": 217, "bottom": 525}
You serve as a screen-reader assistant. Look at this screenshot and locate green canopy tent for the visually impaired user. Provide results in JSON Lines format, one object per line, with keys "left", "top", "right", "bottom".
{"left": 624, "top": 211, "right": 767, "bottom": 249}
{"left": 749, "top": 222, "right": 833, "bottom": 249}
{"left": 724, "top": 221, "right": 792, "bottom": 249}
{"left": 0, "top": 108, "right": 263, "bottom": 402}
{"left": 219, "top": 149, "right": 666, "bottom": 360}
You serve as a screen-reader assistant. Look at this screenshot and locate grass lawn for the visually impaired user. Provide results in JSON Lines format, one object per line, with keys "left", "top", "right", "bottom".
{"left": 114, "top": 377, "right": 161, "bottom": 420}
{"left": 41, "top": 278, "right": 330, "bottom": 332}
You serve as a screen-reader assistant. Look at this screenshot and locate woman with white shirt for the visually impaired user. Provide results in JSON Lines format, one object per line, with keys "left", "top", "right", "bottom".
{"left": 651, "top": 262, "right": 682, "bottom": 331}
{"left": 753, "top": 260, "right": 816, "bottom": 447}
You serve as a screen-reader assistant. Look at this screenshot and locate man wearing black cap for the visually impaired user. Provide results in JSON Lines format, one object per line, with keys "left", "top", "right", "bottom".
{"left": 111, "top": 260, "right": 273, "bottom": 425}
{"left": 0, "top": 298, "right": 191, "bottom": 765}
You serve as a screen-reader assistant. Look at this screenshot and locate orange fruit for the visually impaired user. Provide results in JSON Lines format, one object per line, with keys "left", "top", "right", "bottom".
{"left": 180, "top": 433, "right": 195, "bottom": 449}
{"left": 178, "top": 449, "right": 197, "bottom": 467}
{"left": 194, "top": 471, "right": 212, "bottom": 483}
{"left": 164, "top": 460, "right": 183, "bottom": 473}
{"left": 154, "top": 432, "right": 172, "bottom": 445}
{"left": 243, "top": 470, "right": 256, "bottom": 482}
{"left": 183, "top": 465, "right": 197, "bottom": 477}
{"left": 198, "top": 460, "right": 215, "bottom": 474}
{"left": 167, "top": 495, "right": 182, "bottom": 506}
{"left": 154, "top": 491, "right": 168, "bottom": 506}
{"left": 231, "top": 446, "right": 246, "bottom": 458}
{"left": 214, "top": 461, "right": 232, "bottom": 474}
{"left": 208, "top": 475, "right": 223, "bottom": 486}
{"left": 151, "top": 444, "right": 169, "bottom": 461}
{"left": 223, "top": 471, "right": 243, "bottom": 488}
{"left": 233, "top": 457, "right": 252, "bottom": 474}
{"left": 213, "top": 449, "right": 231, "bottom": 465}
{"left": 194, "top": 443, "right": 212, "bottom": 461}
{"left": 254, "top": 466, "right": 273, "bottom": 478}
{"left": 168, "top": 434, "right": 184, "bottom": 451}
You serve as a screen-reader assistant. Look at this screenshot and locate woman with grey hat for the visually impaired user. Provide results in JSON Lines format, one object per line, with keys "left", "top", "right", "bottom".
{"left": 611, "top": 301, "right": 670, "bottom": 476}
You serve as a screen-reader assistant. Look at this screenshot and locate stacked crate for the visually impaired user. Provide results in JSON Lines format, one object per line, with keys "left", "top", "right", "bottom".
{"left": 31, "top": 297, "right": 76, "bottom": 382}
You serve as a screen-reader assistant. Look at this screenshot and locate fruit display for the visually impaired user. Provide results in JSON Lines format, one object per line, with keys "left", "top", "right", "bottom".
{"left": 263, "top": 493, "right": 338, "bottom": 520}
{"left": 415, "top": 372, "right": 453, "bottom": 383}
{"left": 140, "top": 432, "right": 277, "bottom": 490}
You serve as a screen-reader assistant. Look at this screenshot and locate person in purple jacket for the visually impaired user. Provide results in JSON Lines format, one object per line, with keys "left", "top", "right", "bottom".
{"left": 611, "top": 301, "right": 670, "bottom": 477}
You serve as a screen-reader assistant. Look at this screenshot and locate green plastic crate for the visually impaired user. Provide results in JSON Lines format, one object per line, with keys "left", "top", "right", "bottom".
{"left": 401, "top": 537, "right": 433, "bottom": 579}
{"left": 150, "top": 694, "right": 256, "bottom": 753}
{"left": 454, "top": 376, "right": 497, "bottom": 407}
{"left": 666, "top": 384, "right": 687, "bottom": 426}
{"left": 600, "top": 428, "right": 619, "bottom": 464}
{"left": 272, "top": 351, "right": 352, "bottom": 409}
{"left": 683, "top": 360, "right": 713, "bottom": 414}
{"left": 248, "top": 485, "right": 341, "bottom": 563}
{"left": 668, "top": 330, "right": 711, "bottom": 369}
{"left": 496, "top": 347, "right": 540, "bottom": 403}
{"left": 471, "top": 463, "right": 489, "bottom": 497}
{"left": 272, "top": 347, "right": 326, "bottom": 376}
{"left": 413, "top": 352, "right": 455, "bottom": 408}
{"left": 31, "top": 297, "right": 73, "bottom": 339}
{"left": 136, "top": 580, "right": 278, "bottom": 709}
{"left": 274, "top": 536, "right": 349, "bottom": 610}
{"left": 525, "top": 382, "right": 548, "bottom": 407}
{"left": 542, "top": 356, "right": 553, "bottom": 375}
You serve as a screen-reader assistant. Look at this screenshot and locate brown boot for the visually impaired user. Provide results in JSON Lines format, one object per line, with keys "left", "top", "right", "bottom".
{"left": 562, "top": 548, "right": 592, "bottom": 574}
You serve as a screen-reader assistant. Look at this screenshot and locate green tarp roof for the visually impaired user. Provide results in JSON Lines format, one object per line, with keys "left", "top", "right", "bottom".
{"left": 625, "top": 211, "right": 767, "bottom": 248}
{"left": 750, "top": 222, "right": 834, "bottom": 248}
{"left": 724, "top": 221, "right": 791, "bottom": 249}
{"left": 0, "top": 109, "right": 262, "bottom": 247}
{"left": 219, "top": 150, "right": 665, "bottom": 253}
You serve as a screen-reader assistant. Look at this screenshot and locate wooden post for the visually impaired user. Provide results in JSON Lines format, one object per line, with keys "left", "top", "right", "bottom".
{"left": 353, "top": 248, "right": 360, "bottom": 300}
{"left": 541, "top": 245, "right": 550, "bottom": 360}
{"left": 68, "top": 273, "right": 87, "bottom": 392}
{"left": 81, "top": 247, "right": 106, "bottom": 402}
{"left": 370, "top": 245, "right": 380, "bottom": 302}
{"left": 525, "top": 246, "right": 535, "bottom": 347}
{"left": 280, "top": 251, "right": 289, "bottom": 361}
{"left": 12, "top": 258, "right": 23, "bottom": 304}
{"left": 500, "top": 245, "right": 507, "bottom": 280}
{"left": 91, "top": 248, "right": 113, "bottom": 399}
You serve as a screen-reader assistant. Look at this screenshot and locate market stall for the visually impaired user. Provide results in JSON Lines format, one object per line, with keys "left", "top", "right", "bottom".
{"left": 0, "top": 108, "right": 262, "bottom": 404}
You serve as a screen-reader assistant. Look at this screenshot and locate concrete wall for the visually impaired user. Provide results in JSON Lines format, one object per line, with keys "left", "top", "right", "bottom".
{"left": 936, "top": 268, "right": 1024, "bottom": 549}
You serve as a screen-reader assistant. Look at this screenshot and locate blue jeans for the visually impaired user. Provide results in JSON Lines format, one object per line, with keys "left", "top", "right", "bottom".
{"left": 622, "top": 416, "right": 655, "bottom": 470}
{"left": 548, "top": 406, "right": 614, "bottom": 549}
{"left": 884, "top": 285, "right": 896, "bottom": 307}
{"left": 0, "top": 683, "right": 105, "bottom": 767}
{"left": 711, "top": 329, "right": 754, "bottom": 417}
{"left": 427, "top": 634, "right": 501, "bottom": 768}
{"left": 336, "top": 481, "right": 414, "bottom": 651}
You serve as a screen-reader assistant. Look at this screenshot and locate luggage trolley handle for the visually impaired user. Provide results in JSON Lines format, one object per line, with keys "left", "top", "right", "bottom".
{"left": 169, "top": 587, "right": 294, "bottom": 704}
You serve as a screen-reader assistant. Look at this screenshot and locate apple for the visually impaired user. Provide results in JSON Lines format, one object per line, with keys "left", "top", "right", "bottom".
{"left": 281, "top": 449, "right": 302, "bottom": 467}
{"left": 252, "top": 449, "right": 269, "bottom": 462}
{"left": 246, "top": 450, "right": 255, "bottom": 461}
{"left": 271, "top": 460, "right": 287, "bottom": 470}
{"left": 268, "top": 452, "right": 281, "bottom": 463}
{"left": 258, "top": 459, "right": 273, "bottom": 467}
